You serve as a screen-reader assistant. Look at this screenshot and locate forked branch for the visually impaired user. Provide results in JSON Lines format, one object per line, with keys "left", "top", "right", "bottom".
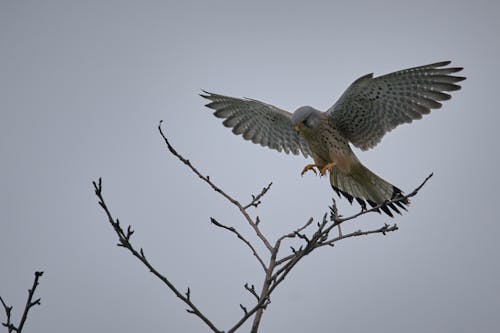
{"left": 1, "top": 271, "right": 43, "bottom": 333}
{"left": 93, "top": 121, "right": 432, "bottom": 333}
{"left": 158, "top": 120, "right": 273, "bottom": 252}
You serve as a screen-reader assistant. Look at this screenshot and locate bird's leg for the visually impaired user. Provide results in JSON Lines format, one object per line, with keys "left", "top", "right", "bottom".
{"left": 319, "top": 162, "right": 336, "bottom": 176}
{"left": 300, "top": 164, "right": 319, "bottom": 176}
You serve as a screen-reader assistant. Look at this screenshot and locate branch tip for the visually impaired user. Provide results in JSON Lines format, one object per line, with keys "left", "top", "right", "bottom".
{"left": 1, "top": 270, "right": 44, "bottom": 332}
{"left": 126, "top": 225, "right": 134, "bottom": 239}
{"left": 92, "top": 178, "right": 102, "bottom": 194}
{"left": 239, "top": 304, "right": 248, "bottom": 315}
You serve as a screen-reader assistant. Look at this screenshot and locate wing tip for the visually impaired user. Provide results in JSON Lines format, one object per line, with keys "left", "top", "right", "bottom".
{"left": 434, "top": 60, "right": 452, "bottom": 67}
{"left": 435, "top": 61, "right": 466, "bottom": 77}
{"left": 200, "top": 90, "right": 216, "bottom": 100}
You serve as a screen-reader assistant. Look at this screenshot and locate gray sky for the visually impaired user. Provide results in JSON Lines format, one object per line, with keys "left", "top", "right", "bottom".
{"left": 1, "top": 0, "right": 499, "bottom": 332}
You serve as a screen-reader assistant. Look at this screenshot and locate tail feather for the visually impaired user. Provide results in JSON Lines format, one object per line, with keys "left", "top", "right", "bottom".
{"left": 329, "top": 162, "right": 409, "bottom": 217}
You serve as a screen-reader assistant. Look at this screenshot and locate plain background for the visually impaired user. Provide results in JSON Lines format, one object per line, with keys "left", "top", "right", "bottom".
{"left": 1, "top": 1, "right": 499, "bottom": 332}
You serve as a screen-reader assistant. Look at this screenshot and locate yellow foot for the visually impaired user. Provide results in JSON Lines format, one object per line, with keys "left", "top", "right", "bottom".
{"left": 319, "top": 162, "right": 336, "bottom": 176}
{"left": 301, "top": 164, "right": 319, "bottom": 176}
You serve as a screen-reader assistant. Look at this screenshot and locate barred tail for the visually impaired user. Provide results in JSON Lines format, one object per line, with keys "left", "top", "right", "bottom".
{"left": 329, "top": 162, "right": 409, "bottom": 217}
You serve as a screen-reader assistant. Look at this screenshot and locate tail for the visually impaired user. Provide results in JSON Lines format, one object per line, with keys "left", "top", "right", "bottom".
{"left": 329, "top": 162, "right": 409, "bottom": 217}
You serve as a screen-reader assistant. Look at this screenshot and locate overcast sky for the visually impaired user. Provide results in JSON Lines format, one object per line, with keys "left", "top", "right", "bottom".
{"left": 1, "top": 1, "right": 499, "bottom": 332}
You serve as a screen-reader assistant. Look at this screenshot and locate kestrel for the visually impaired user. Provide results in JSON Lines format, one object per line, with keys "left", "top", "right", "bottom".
{"left": 202, "top": 61, "right": 465, "bottom": 216}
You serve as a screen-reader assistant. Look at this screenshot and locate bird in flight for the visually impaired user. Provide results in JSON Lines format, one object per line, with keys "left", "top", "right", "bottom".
{"left": 201, "top": 61, "right": 465, "bottom": 216}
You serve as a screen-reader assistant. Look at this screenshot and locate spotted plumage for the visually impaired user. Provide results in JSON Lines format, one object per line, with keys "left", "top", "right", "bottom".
{"left": 202, "top": 61, "right": 465, "bottom": 216}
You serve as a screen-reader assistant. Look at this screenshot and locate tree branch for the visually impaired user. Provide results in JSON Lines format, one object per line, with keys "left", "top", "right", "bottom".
{"left": 1, "top": 271, "right": 43, "bottom": 333}
{"left": 243, "top": 183, "right": 273, "bottom": 210}
{"left": 92, "top": 179, "right": 223, "bottom": 333}
{"left": 94, "top": 122, "right": 434, "bottom": 333}
{"left": 266, "top": 174, "right": 432, "bottom": 307}
{"left": 158, "top": 120, "right": 273, "bottom": 252}
{"left": 210, "top": 217, "right": 267, "bottom": 272}
{"left": 0, "top": 297, "right": 13, "bottom": 333}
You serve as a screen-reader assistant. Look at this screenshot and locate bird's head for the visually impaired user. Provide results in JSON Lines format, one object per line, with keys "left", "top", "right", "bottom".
{"left": 291, "top": 106, "right": 322, "bottom": 133}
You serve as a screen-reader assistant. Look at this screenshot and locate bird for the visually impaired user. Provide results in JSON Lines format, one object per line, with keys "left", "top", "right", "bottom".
{"left": 201, "top": 61, "right": 465, "bottom": 216}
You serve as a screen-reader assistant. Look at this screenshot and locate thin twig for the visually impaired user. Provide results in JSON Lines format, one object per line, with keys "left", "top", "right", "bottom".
{"left": 243, "top": 183, "right": 273, "bottom": 210}
{"left": 210, "top": 217, "right": 267, "bottom": 272}
{"left": 244, "top": 283, "right": 259, "bottom": 301}
{"left": 93, "top": 179, "right": 223, "bottom": 333}
{"left": 278, "top": 217, "right": 315, "bottom": 242}
{"left": 158, "top": 121, "right": 273, "bottom": 252}
{"left": 0, "top": 296, "right": 16, "bottom": 333}
{"left": 320, "top": 223, "right": 399, "bottom": 248}
{"left": 0, "top": 296, "right": 14, "bottom": 333}
{"left": 1, "top": 271, "right": 43, "bottom": 333}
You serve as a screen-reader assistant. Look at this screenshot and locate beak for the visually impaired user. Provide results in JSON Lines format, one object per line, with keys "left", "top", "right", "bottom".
{"left": 293, "top": 124, "right": 301, "bottom": 132}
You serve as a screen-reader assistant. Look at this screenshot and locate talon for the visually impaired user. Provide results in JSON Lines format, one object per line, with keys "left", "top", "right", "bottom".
{"left": 301, "top": 164, "right": 318, "bottom": 176}
{"left": 319, "top": 162, "right": 336, "bottom": 176}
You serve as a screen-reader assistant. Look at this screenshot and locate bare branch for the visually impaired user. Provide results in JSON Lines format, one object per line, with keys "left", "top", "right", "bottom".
{"left": 1, "top": 271, "right": 43, "bottom": 333}
{"left": 244, "top": 283, "right": 259, "bottom": 301}
{"left": 243, "top": 183, "right": 273, "bottom": 210}
{"left": 94, "top": 125, "right": 434, "bottom": 333}
{"left": 320, "top": 223, "right": 399, "bottom": 248}
{"left": 275, "top": 215, "right": 326, "bottom": 266}
{"left": 0, "top": 296, "right": 14, "bottom": 333}
{"left": 158, "top": 121, "right": 273, "bottom": 252}
{"left": 267, "top": 174, "right": 432, "bottom": 303}
{"left": 227, "top": 242, "right": 280, "bottom": 333}
{"left": 93, "top": 179, "right": 223, "bottom": 333}
{"left": 210, "top": 218, "right": 267, "bottom": 272}
{"left": 17, "top": 271, "right": 43, "bottom": 333}
{"left": 278, "top": 217, "right": 315, "bottom": 242}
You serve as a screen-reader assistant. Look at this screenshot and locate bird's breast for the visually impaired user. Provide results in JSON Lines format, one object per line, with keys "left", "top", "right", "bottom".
{"left": 301, "top": 121, "right": 355, "bottom": 172}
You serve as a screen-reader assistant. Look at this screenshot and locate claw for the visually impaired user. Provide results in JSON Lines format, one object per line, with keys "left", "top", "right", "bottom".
{"left": 319, "top": 162, "right": 336, "bottom": 176}
{"left": 301, "top": 164, "right": 318, "bottom": 176}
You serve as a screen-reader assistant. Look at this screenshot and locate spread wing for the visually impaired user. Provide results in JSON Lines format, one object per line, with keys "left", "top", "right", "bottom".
{"left": 326, "top": 61, "right": 466, "bottom": 150}
{"left": 201, "top": 91, "right": 311, "bottom": 157}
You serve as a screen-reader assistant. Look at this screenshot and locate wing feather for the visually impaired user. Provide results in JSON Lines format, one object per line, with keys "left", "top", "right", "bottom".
{"left": 327, "top": 61, "right": 465, "bottom": 150}
{"left": 201, "top": 91, "right": 311, "bottom": 157}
